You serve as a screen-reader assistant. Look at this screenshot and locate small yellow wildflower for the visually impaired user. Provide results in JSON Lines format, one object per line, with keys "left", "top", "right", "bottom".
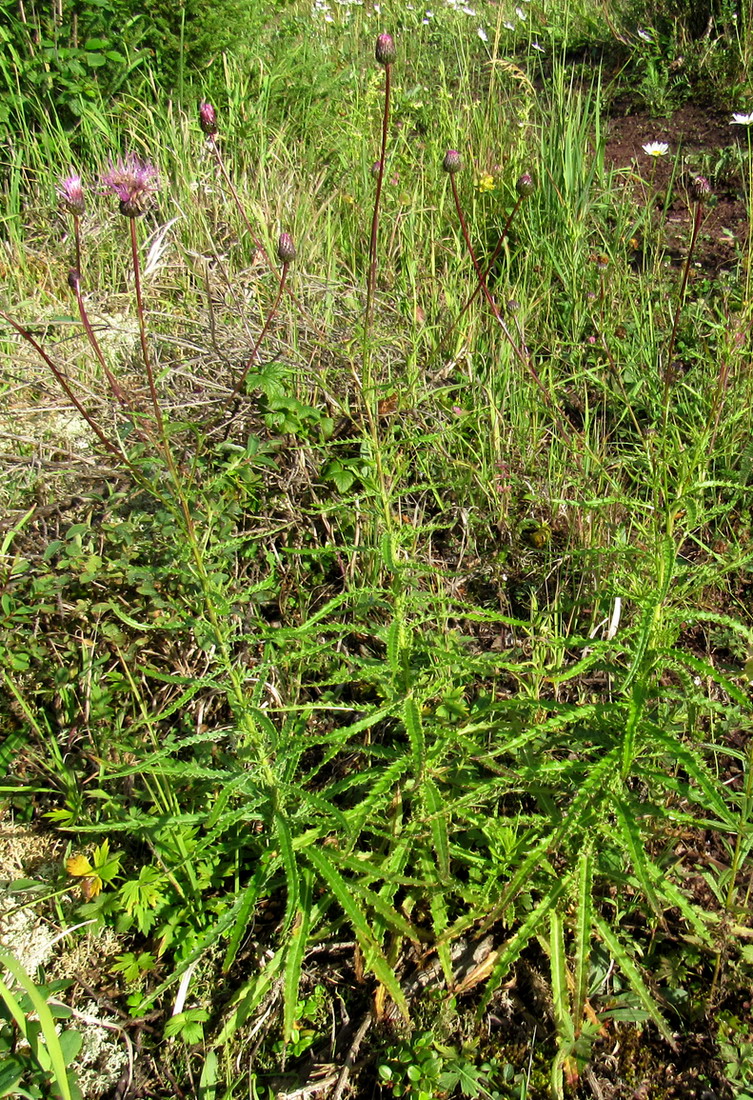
{"left": 342, "top": 193, "right": 355, "bottom": 205}
{"left": 476, "top": 174, "right": 495, "bottom": 193}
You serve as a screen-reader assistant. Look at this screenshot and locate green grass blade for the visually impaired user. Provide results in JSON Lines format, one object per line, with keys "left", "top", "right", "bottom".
{"left": 0, "top": 951, "right": 77, "bottom": 1100}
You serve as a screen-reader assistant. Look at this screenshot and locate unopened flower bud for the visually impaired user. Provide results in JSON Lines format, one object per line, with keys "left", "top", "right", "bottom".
{"left": 442, "top": 150, "right": 462, "bottom": 174}
{"left": 516, "top": 172, "right": 535, "bottom": 197}
{"left": 371, "top": 160, "right": 382, "bottom": 178}
{"left": 199, "top": 101, "right": 218, "bottom": 136}
{"left": 690, "top": 175, "right": 711, "bottom": 203}
{"left": 375, "top": 33, "right": 396, "bottom": 66}
{"left": 277, "top": 232, "right": 296, "bottom": 263}
{"left": 67, "top": 268, "right": 81, "bottom": 291}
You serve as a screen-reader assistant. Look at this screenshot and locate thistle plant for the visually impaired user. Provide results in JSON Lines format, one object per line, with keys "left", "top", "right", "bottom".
{"left": 101, "top": 153, "right": 163, "bottom": 432}
{"left": 56, "top": 175, "right": 131, "bottom": 412}
{"left": 365, "top": 33, "right": 395, "bottom": 334}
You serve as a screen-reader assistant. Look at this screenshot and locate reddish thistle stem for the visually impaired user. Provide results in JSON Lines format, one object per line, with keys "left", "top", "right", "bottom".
{"left": 448, "top": 173, "right": 550, "bottom": 408}
{"left": 366, "top": 61, "right": 392, "bottom": 331}
{"left": 228, "top": 262, "right": 290, "bottom": 402}
{"left": 129, "top": 217, "right": 164, "bottom": 434}
{"left": 69, "top": 270, "right": 131, "bottom": 411}
{"left": 1, "top": 308, "right": 125, "bottom": 462}
{"left": 207, "top": 133, "right": 267, "bottom": 259}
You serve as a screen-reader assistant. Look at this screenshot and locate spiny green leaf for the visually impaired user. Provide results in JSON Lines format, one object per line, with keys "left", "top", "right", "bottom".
{"left": 274, "top": 810, "right": 299, "bottom": 933}
{"left": 478, "top": 878, "right": 568, "bottom": 1013}
{"left": 305, "top": 847, "right": 408, "bottom": 1020}
{"left": 593, "top": 915, "right": 677, "bottom": 1050}
{"left": 423, "top": 776, "right": 450, "bottom": 882}
{"left": 403, "top": 696, "right": 426, "bottom": 778}
{"left": 283, "top": 868, "right": 314, "bottom": 1043}
{"left": 613, "top": 797, "right": 664, "bottom": 918}
{"left": 572, "top": 844, "right": 592, "bottom": 1034}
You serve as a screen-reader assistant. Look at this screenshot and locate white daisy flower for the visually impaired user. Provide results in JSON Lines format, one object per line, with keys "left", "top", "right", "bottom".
{"left": 642, "top": 141, "right": 669, "bottom": 157}
{"left": 515, "top": 5, "right": 526, "bottom": 17}
{"left": 504, "top": 20, "right": 515, "bottom": 28}
{"left": 732, "top": 112, "right": 753, "bottom": 125}
{"left": 532, "top": 40, "right": 544, "bottom": 51}
{"left": 477, "top": 25, "right": 488, "bottom": 40}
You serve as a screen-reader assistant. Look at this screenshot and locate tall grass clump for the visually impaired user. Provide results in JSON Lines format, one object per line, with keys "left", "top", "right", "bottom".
{"left": 2, "top": 13, "right": 753, "bottom": 1098}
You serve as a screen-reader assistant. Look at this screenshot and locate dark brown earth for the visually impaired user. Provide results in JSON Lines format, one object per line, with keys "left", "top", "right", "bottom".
{"left": 605, "top": 101, "right": 749, "bottom": 275}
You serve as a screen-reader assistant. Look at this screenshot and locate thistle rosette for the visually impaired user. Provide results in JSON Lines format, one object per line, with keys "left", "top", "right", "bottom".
{"left": 102, "top": 153, "right": 160, "bottom": 218}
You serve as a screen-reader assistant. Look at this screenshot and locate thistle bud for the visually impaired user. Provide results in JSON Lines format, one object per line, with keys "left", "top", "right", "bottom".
{"left": 371, "top": 160, "right": 382, "bottom": 179}
{"left": 442, "top": 150, "right": 462, "bottom": 175}
{"left": 57, "top": 174, "right": 86, "bottom": 216}
{"left": 690, "top": 175, "right": 711, "bottom": 203}
{"left": 67, "top": 268, "right": 81, "bottom": 291}
{"left": 199, "top": 101, "right": 218, "bottom": 136}
{"left": 277, "top": 232, "right": 297, "bottom": 264}
{"left": 375, "top": 33, "right": 396, "bottom": 66}
{"left": 516, "top": 172, "right": 535, "bottom": 197}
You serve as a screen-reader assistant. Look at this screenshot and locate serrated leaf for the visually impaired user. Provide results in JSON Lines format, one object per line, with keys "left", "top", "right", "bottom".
{"left": 283, "top": 869, "right": 314, "bottom": 1043}
{"left": 593, "top": 915, "right": 677, "bottom": 1050}
{"left": 65, "top": 854, "right": 93, "bottom": 877}
{"left": 305, "top": 847, "right": 408, "bottom": 1020}
{"left": 478, "top": 878, "right": 567, "bottom": 1013}
{"left": 572, "top": 844, "right": 592, "bottom": 1033}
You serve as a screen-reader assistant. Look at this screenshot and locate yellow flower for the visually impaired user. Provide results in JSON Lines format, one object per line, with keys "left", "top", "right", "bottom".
{"left": 476, "top": 174, "right": 495, "bottom": 193}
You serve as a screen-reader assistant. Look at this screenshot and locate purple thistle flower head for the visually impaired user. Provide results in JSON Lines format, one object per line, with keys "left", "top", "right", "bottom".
{"left": 515, "top": 172, "right": 535, "bottom": 197}
{"left": 102, "top": 153, "right": 159, "bottom": 218}
{"left": 57, "top": 173, "right": 86, "bottom": 216}
{"left": 442, "top": 150, "right": 462, "bottom": 175}
{"left": 375, "top": 32, "right": 396, "bottom": 66}
{"left": 199, "top": 101, "right": 218, "bottom": 135}
{"left": 690, "top": 175, "right": 712, "bottom": 203}
{"left": 277, "top": 232, "right": 297, "bottom": 264}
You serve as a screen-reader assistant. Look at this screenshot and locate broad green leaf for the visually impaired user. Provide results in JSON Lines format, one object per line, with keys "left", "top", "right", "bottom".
{"left": 0, "top": 951, "right": 78, "bottom": 1100}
